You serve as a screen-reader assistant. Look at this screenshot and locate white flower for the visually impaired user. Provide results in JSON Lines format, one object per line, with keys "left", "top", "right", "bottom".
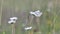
{"left": 10, "top": 17, "right": 18, "bottom": 20}
{"left": 30, "top": 11, "right": 35, "bottom": 15}
{"left": 8, "top": 17, "right": 18, "bottom": 24}
{"left": 30, "top": 10, "right": 42, "bottom": 17}
{"left": 24, "top": 26, "right": 32, "bottom": 30}
{"left": 8, "top": 20, "right": 16, "bottom": 24}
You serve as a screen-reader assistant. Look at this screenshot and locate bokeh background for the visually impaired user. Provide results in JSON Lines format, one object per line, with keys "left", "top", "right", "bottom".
{"left": 0, "top": 0, "right": 60, "bottom": 34}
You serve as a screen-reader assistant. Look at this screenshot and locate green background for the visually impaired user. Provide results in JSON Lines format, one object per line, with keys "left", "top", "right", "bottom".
{"left": 0, "top": 0, "right": 60, "bottom": 34}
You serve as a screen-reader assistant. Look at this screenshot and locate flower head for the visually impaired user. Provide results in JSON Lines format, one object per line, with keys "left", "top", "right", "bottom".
{"left": 8, "top": 20, "right": 16, "bottom": 24}
{"left": 24, "top": 26, "right": 32, "bottom": 30}
{"left": 8, "top": 17, "right": 18, "bottom": 24}
{"left": 10, "top": 17, "right": 18, "bottom": 20}
{"left": 30, "top": 10, "right": 42, "bottom": 17}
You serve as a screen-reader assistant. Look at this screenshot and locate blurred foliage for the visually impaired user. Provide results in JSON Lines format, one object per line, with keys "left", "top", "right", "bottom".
{"left": 0, "top": 0, "right": 60, "bottom": 34}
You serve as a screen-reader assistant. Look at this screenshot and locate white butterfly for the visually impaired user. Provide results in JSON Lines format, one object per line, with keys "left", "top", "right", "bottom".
{"left": 30, "top": 10, "right": 42, "bottom": 17}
